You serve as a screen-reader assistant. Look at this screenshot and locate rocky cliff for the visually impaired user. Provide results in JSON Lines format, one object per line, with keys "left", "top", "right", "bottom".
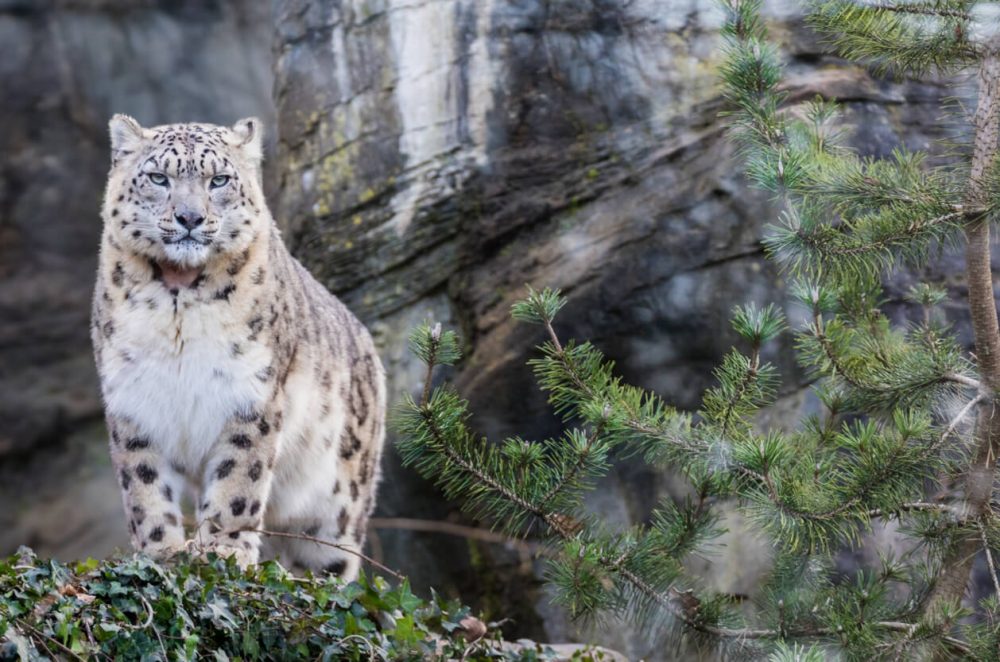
{"left": 0, "top": 0, "right": 980, "bottom": 657}
{"left": 271, "top": 1, "right": 978, "bottom": 655}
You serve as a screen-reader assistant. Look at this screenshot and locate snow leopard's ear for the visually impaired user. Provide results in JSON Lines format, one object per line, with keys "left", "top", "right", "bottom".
{"left": 108, "top": 114, "right": 145, "bottom": 160}
{"left": 230, "top": 117, "right": 263, "bottom": 165}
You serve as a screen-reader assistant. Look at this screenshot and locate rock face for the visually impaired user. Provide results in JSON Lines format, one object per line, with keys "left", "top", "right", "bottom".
{"left": 270, "top": 1, "right": 973, "bottom": 657}
{"left": 0, "top": 0, "right": 982, "bottom": 659}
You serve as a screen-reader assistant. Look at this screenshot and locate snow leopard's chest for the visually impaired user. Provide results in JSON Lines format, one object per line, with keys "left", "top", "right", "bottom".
{"left": 99, "top": 290, "right": 273, "bottom": 470}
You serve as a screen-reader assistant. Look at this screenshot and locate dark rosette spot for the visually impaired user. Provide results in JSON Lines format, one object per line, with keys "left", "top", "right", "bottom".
{"left": 230, "top": 434, "right": 252, "bottom": 449}
{"left": 215, "top": 459, "right": 236, "bottom": 479}
{"left": 136, "top": 463, "right": 158, "bottom": 484}
{"left": 125, "top": 436, "right": 150, "bottom": 451}
{"left": 230, "top": 497, "right": 247, "bottom": 517}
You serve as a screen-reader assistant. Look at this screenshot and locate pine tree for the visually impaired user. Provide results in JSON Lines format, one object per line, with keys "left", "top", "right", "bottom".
{"left": 394, "top": 1, "right": 1000, "bottom": 658}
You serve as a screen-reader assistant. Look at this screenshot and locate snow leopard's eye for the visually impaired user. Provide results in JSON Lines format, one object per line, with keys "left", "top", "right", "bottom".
{"left": 210, "top": 175, "right": 231, "bottom": 189}
{"left": 148, "top": 173, "right": 168, "bottom": 186}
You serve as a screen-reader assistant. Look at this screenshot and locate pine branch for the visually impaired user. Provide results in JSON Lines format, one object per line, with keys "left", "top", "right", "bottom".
{"left": 762, "top": 429, "right": 914, "bottom": 523}
{"left": 865, "top": 2, "right": 971, "bottom": 20}
{"left": 798, "top": 210, "right": 962, "bottom": 259}
{"left": 534, "top": 312, "right": 966, "bottom": 545}
{"left": 415, "top": 405, "right": 576, "bottom": 539}
{"left": 709, "top": 305, "right": 785, "bottom": 440}
{"left": 609, "top": 566, "right": 970, "bottom": 654}
{"left": 539, "top": 418, "right": 606, "bottom": 505}
{"left": 718, "top": 348, "right": 760, "bottom": 439}
{"left": 808, "top": 0, "right": 980, "bottom": 76}
{"left": 802, "top": 304, "right": 973, "bottom": 414}
{"left": 410, "top": 322, "right": 461, "bottom": 406}
{"left": 796, "top": 393, "right": 983, "bottom": 525}
{"left": 537, "top": 312, "right": 970, "bottom": 532}
{"left": 405, "top": 321, "right": 738, "bottom": 638}
{"left": 805, "top": 149, "right": 966, "bottom": 216}
{"left": 720, "top": 0, "right": 812, "bottom": 192}
{"left": 770, "top": 207, "right": 965, "bottom": 277}
{"left": 812, "top": 310, "right": 868, "bottom": 390}
{"left": 412, "top": 397, "right": 688, "bottom": 625}
{"left": 421, "top": 324, "right": 440, "bottom": 406}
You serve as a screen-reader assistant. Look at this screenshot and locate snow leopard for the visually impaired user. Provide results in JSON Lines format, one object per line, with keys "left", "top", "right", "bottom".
{"left": 91, "top": 115, "right": 385, "bottom": 579}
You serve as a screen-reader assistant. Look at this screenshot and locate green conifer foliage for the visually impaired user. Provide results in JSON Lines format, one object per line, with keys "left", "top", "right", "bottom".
{"left": 396, "top": 2, "right": 1000, "bottom": 658}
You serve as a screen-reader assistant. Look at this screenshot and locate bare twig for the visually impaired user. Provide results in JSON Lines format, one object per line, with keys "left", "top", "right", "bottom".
{"left": 543, "top": 318, "right": 564, "bottom": 354}
{"left": 944, "top": 372, "right": 981, "bottom": 390}
{"left": 369, "top": 517, "right": 545, "bottom": 558}
{"left": 866, "top": 2, "right": 971, "bottom": 20}
{"left": 867, "top": 502, "right": 961, "bottom": 520}
{"left": 980, "top": 518, "right": 1000, "bottom": 596}
{"left": 115, "top": 593, "right": 155, "bottom": 631}
{"left": 6, "top": 618, "right": 87, "bottom": 661}
{"left": 930, "top": 393, "right": 986, "bottom": 453}
{"left": 250, "top": 528, "right": 404, "bottom": 580}
{"left": 138, "top": 594, "right": 167, "bottom": 659}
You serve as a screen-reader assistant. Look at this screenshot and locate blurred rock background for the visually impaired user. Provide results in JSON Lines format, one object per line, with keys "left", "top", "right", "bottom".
{"left": 0, "top": 0, "right": 983, "bottom": 657}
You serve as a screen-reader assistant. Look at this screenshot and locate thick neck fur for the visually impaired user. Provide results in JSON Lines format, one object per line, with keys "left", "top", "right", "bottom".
{"left": 97, "top": 220, "right": 281, "bottom": 318}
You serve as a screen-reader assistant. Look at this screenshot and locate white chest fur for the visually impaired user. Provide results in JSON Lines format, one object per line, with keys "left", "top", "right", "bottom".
{"left": 100, "top": 287, "right": 271, "bottom": 470}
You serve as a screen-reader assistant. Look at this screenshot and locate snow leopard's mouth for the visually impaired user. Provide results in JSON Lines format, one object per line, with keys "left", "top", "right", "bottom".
{"left": 154, "top": 259, "right": 204, "bottom": 290}
{"left": 160, "top": 231, "right": 213, "bottom": 274}
{"left": 164, "top": 234, "right": 210, "bottom": 246}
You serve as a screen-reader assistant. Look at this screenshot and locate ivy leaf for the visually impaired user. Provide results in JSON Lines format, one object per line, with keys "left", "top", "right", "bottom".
{"left": 198, "top": 598, "right": 237, "bottom": 630}
{"left": 396, "top": 580, "right": 422, "bottom": 613}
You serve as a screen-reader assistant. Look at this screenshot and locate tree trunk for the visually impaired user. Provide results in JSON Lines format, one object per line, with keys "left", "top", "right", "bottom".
{"left": 925, "top": 36, "right": 1000, "bottom": 618}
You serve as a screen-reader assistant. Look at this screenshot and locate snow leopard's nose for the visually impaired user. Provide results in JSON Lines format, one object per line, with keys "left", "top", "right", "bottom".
{"left": 174, "top": 210, "right": 205, "bottom": 230}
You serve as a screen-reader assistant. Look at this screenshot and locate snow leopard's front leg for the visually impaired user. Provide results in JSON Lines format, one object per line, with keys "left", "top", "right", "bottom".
{"left": 108, "top": 416, "right": 187, "bottom": 559}
{"left": 194, "top": 407, "right": 279, "bottom": 568}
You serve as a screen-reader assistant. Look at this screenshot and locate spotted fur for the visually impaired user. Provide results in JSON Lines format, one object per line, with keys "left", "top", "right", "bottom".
{"left": 91, "top": 115, "right": 385, "bottom": 580}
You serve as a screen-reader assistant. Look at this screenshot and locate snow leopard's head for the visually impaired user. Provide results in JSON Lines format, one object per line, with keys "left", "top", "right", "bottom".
{"left": 103, "top": 115, "right": 266, "bottom": 271}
